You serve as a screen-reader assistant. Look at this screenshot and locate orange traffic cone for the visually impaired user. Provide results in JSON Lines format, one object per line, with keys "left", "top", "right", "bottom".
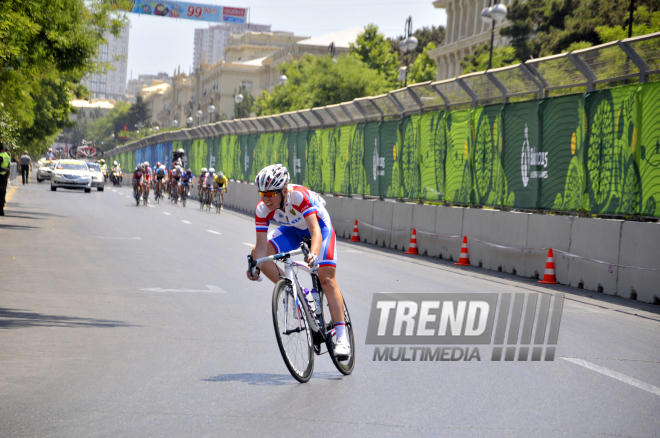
{"left": 404, "top": 229, "right": 419, "bottom": 255}
{"left": 350, "top": 220, "right": 360, "bottom": 242}
{"left": 538, "top": 248, "right": 557, "bottom": 284}
{"left": 455, "top": 236, "right": 470, "bottom": 266}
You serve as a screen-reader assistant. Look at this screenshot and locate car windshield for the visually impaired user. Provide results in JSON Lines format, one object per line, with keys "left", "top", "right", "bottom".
{"left": 57, "top": 163, "right": 87, "bottom": 171}
{"left": 87, "top": 163, "right": 101, "bottom": 171}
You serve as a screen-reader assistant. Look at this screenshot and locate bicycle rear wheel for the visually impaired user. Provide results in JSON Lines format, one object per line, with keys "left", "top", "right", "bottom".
{"left": 272, "top": 280, "right": 314, "bottom": 383}
{"left": 321, "top": 292, "right": 356, "bottom": 375}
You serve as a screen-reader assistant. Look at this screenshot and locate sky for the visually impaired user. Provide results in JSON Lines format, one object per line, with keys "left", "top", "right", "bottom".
{"left": 125, "top": 0, "right": 447, "bottom": 79}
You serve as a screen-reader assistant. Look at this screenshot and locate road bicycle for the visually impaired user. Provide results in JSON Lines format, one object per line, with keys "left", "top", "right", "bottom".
{"left": 200, "top": 186, "right": 210, "bottom": 211}
{"left": 170, "top": 181, "right": 179, "bottom": 204}
{"left": 180, "top": 182, "right": 188, "bottom": 207}
{"left": 133, "top": 184, "right": 141, "bottom": 206}
{"left": 214, "top": 187, "right": 224, "bottom": 213}
{"left": 247, "top": 239, "right": 355, "bottom": 383}
{"left": 142, "top": 184, "right": 148, "bottom": 206}
{"left": 154, "top": 180, "right": 162, "bottom": 203}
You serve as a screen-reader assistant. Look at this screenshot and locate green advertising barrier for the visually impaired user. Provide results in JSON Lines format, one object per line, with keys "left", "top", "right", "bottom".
{"left": 502, "top": 101, "right": 541, "bottom": 209}
{"left": 400, "top": 115, "right": 421, "bottom": 200}
{"left": 247, "top": 134, "right": 258, "bottom": 182}
{"left": 319, "top": 128, "right": 336, "bottom": 193}
{"left": 471, "top": 105, "right": 505, "bottom": 206}
{"left": 379, "top": 120, "right": 400, "bottom": 197}
{"left": 419, "top": 111, "right": 445, "bottom": 201}
{"left": 189, "top": 139, "right": 207, "bottom": 174}
{"left": 304, "top": 130, "right": 322, "bottom": 191}
{"left": 638, "top": 81, "right": 660, "bottom": 217}
{"left": 586, "top": 84, "right": 640, "bottom": 215}
{"left": 444, "top": 109, "right": 472, "bottom": 204}
{"left": 363, "top": 122, "right": 381, "bottom": 196}
{"left": 333, "top": 125, "right": 353, "bottom": 194}
{"left": 349, "top": 123, "right": 367, "bottom": 196}
{"left": 539, "top": 94, "right": 584, "bottom": 210}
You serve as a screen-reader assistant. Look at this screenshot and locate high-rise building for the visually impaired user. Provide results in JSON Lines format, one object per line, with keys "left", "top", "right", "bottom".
{"left": 193, "top": 23, "right": 272, "bottom": 69}
{"left": 82, "top": 24, "right": 130, "bottom": 101}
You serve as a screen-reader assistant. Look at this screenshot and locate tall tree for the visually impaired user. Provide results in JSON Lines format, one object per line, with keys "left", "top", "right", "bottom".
{"left": 349, "top": 24, "right": 400, "bottom": 86}
{"left": 253, "top": 54, "right": 390, "bottom": 116}
{"left": 0, "top": 0, "right": 129, "bottom": 156}
{"left": 408, "top": 43, "right": 438, "bottom": 84}
{"left": 127, "top": 94, "right": 150, "bottom": 129}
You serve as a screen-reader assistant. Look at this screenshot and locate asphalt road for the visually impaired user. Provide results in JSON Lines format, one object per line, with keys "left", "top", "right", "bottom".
{"left": 1, "top": 178, "right": 659, "bottom": 437}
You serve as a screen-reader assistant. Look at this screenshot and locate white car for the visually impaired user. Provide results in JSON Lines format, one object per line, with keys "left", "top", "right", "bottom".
{"left": 50, "top": 160, "right": 93, "bottom": 193}
{"left": 37, "top": 161, "right": 54, "bottom": 182}
{"left": 86, "top": 161, "right": 105, "bottom": 191}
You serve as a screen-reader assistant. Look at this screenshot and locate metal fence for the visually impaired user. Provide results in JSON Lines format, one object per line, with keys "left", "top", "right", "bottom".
{"left": 107, "top": 31, "right": 660, "bottom": 157}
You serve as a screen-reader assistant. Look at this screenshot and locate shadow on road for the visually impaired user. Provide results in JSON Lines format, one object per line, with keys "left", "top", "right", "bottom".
{"left": 0, "top": 224, "right": 39, "bottom": 230}
{"left": 0, "top": 308, "right": 134, "bottom": 329}
{"left": 202, "top": 371, "right": 344, "bottom": 386}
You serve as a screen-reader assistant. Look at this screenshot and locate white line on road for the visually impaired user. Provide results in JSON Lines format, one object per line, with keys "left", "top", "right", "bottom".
{"left": 139, "top": 285, "right": 227, "bottom": 293}
{"left": 243, "top": 243, "right": 253, "bottom": 247}
{"left": 148, "top": 205, "right": 155, "bottom": 208}
{"left": 163, "top": 212, "right": 171, "bottom": 215}
{"left": 96, "top": 237, "right": 142, "bottom": 240}
{"left": 182, "top": 220, "right": 191, "bottom": 224}
{"left": 207, "top": 230, "right": 221, "bottom": 235}
{"left": 562, "top": 357, "right": 660, "bottom": 397}
{"left": 126, "top": 196, "right": 131, "bottom": 198}
{"left": 343, "top": 250, "right": 363, "bottom": 254}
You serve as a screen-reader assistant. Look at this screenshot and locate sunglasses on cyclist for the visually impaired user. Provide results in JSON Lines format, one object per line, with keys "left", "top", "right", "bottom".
{"left": 259, "top": 190, "right": 280, "bottom": 198}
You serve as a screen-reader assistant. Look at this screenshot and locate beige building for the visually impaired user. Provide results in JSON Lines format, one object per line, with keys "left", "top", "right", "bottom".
{"left": 224, "top": 31, "right": 307, "bottom": 63}
{"left": 428, "top": 0, "right": 511, "bottom": 80}
{"left": 69, "top": 99, "right": 115, "bottom": 122}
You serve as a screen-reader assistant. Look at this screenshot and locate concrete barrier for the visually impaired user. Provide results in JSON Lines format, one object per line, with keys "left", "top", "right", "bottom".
{"left": 412, "top": 204, "right": 438, "bottom": 257}
{"left": 371, "top": 201, "right": 394, "bottom": 247}
{"left": 434, "top": 205, "right": 464, "bottom": 261}
{"left": 322, "top": 195, "right": 346, "bottom": 236}
{"left": 488, "top": 211, "right": 530, "bottom": 276}
{"left": 462, "top": 208, "right": 496, "bottom": 269}
{"left": 526, "top": 215, "right": 573, "bottom": 281}
{"left": 567, "top": 217, "right": 623, "bottom": 295}
{"left": 616, "top": 221, "right": 660, "bottom": 303}
{"left": 391, "top": 202, "right": 414, "bottom": 250}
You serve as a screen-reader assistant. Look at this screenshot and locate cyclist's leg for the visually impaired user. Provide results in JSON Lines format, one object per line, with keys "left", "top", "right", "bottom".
{"left": 254, "top": 226, "right": 301, "bottom": 283}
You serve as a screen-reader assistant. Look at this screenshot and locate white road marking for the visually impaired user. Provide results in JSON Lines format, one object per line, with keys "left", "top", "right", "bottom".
{"left": 182, "top": 220, "right": 191, "bottom": 224}
{"left": 126, "top": 196, "right": 131, "bottom": 198}
{"left": 163, "top": 212, "right": 171, "bottom": 215}
{"left": 207, "top": 230, "right": 221, "bottom": 235}
{"left": 139, "top": 285, "right": 227, "bottom": 294}
{"left": 243, "top": 243, "right": 254, "bottom": 247}
{"left": 112, "top": 189, "right": 116, "bottom": 192}
{"left": 148, "top": 205, "right": 155, "bottom": 208}
{"left": 562, "top": 357, "right": 660, "bottom": 397}
{"left": 96, "top": 237, "right": 142, "bottom": 240}
{"left": 343, "top": 250, "right": 363, "bottom": 254}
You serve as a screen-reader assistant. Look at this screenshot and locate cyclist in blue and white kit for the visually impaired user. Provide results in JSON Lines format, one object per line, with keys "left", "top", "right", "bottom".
{"left": 179, "top": 168, "right": 194, "bottom": 198}
{"left": 246, "top": 164, "right": 350, "bottom": 358}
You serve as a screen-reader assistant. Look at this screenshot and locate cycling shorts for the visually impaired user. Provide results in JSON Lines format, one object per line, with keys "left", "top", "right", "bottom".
{"left": 156, "top": 175, "right": 165, "bottom": 181}
{"left": 267, "top": 223, "right": 337, "bottom": 268}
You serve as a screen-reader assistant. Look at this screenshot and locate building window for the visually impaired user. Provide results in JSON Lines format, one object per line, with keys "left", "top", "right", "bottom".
{"left": 121, "top": 46, "right": 126, "bottom": 53}
{"left": 120, "top": 76, "right": 124, "bottom": 83}
{"left": 120, "top": 65, "right": 124, "bottom": 73}
{"left": 110, "top": 74, "right": 115, "bottom": 81}
{"left": 241, "top": 81, "right": 252, "bottom": 93}
{"left": 112, "top": 45, "right": 116, "bottom": 52}
{"left": 110, "top": 86, "right": 115, "bottom": 91}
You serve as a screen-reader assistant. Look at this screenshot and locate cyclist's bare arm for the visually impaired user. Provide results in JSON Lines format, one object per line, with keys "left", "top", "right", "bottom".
{"left": 247, "top": 231, "right": 282, "bottom": 282}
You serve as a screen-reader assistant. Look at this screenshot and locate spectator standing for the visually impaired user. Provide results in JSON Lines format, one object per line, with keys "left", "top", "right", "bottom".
{"left": 47, "top": 148, "right": 55, "bottom": 161}
{"left": 20, "top": 150, "right": 32, "bottom": 185}
{"left": 0, "top": 143, "right": 11, "bottom": 216}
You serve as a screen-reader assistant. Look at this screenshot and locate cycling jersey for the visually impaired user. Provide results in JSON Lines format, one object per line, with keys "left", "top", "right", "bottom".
{"left": 180, "top": 172, "right": 193, "bottom": 184}
{"left": 133, "top": 168, "right": 145, "bottom": 181}
{"left": 170, "top": 168, "right": 182, "bottom": 179}
{"left": 255, "top": 184, "right": 335, "bottom": 267}
{"left": 156, "top": 168, "right": 167, "bottom": 179}
{"left": 204, "top": 173, "right": 215, "bottom": 187}
{"left": 213, "top": 174, "right": 228, "bottom": 187}
{"left": 198, "top": 172, "right": 206, "bottom": 184}
{"left": 143, "top": 167, "right": 152, "bottom": 181}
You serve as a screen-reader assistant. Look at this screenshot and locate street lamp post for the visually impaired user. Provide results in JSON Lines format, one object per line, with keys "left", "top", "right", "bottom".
{"left": 481, "top": 1, "right": 508, "bottom": 70}
{"left": 172, "top": 119, "right": 179, "bottom": 128}
{"left": 186, "top": 116, "right": 193, "bottom": 127}
{"left": 207, "top": 98, "right": 216, "bottom": 124}
{"left": 398, "top": 16, "right": 418, "bottom": 87}
{"left": 196, "top": 107, "right": 203, "bottom": 126}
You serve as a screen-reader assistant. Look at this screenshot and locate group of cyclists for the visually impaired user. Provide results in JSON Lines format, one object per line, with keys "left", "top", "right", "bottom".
{"left": 130, "top": 148, "right": 229, "bottom": 207}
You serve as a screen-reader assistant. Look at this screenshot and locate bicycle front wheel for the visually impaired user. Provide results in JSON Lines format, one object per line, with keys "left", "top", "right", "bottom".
{"left": 272, "top": 280, "right": 314, "bottom": 383}
{"left": 321, "top": 292, "right": 356, "bottom": 376}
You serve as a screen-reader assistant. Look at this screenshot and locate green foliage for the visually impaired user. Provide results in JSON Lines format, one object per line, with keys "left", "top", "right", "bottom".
{"left": 253, "top": 54, "right": 390, "bottom": 116}
{"left": 0, "top": 103, "right": 18, "bottom": 148}
{"left": 87, "top": 101, "right": 131, "bottom": 150}
{"left": 350, "top": 24, "right": 399, "bottom": 86}
{"left": 460, "top": 44, "right": 518, "bottom": 74}
{"left": 500, "top": 0, "right": 659, "bottom": 62}
{"left": 233, "top": 85, "right": 255, "bottom": 119}
{"left": 595, "top": 6, "right": 660, "bottom": 41}
{"left": 0, "top": 0, "right": 129, "bottom": 156}
{"left": 127, "top": 94, "right": 151, "bottom": 128}
{"left": 408, "top": 43, "right": 437, "bottom": 84}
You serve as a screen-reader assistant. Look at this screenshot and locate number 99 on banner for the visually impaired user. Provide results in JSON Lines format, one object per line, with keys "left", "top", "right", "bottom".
{"left": 187, "top": 6, "right": 202, "bottom": 18}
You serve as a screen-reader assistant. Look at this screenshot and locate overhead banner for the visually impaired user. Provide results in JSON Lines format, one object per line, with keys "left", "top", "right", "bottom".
{"left": 126, "top": 1, "right": 246, "bottom": 23}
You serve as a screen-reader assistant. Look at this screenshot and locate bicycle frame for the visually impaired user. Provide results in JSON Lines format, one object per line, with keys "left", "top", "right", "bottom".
{"left": 251, "top": 248, "right": 321, "bottom": 333}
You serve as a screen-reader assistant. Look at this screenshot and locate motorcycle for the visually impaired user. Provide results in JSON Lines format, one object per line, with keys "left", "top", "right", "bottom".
{"left": 111, "top": 168, "right": 123, "bottom": 186}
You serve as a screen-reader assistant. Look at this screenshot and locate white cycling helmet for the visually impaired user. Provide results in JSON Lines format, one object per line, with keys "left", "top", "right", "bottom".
{"left": 255, "top": 164, "right": 289, "bottom": 192}
{"left": 159, "top": 165, "right": 166, "bottom": 170}
{"left": 144, "top": 161, "right": 149, "bottom": 167}
{"left": 178, "top": 148, "right": 185, "bottom": 154}
{"left": 113, "top": 161, "right": 118, "bottom": 166}
{"left": 201, "top": 167, "right": 208, "bottom": 173}
{"left": 208, "top": 168, "right": 215, "bottom": 173}
{"left": 176, "top": 165, "right": 183, "bottom": 172}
